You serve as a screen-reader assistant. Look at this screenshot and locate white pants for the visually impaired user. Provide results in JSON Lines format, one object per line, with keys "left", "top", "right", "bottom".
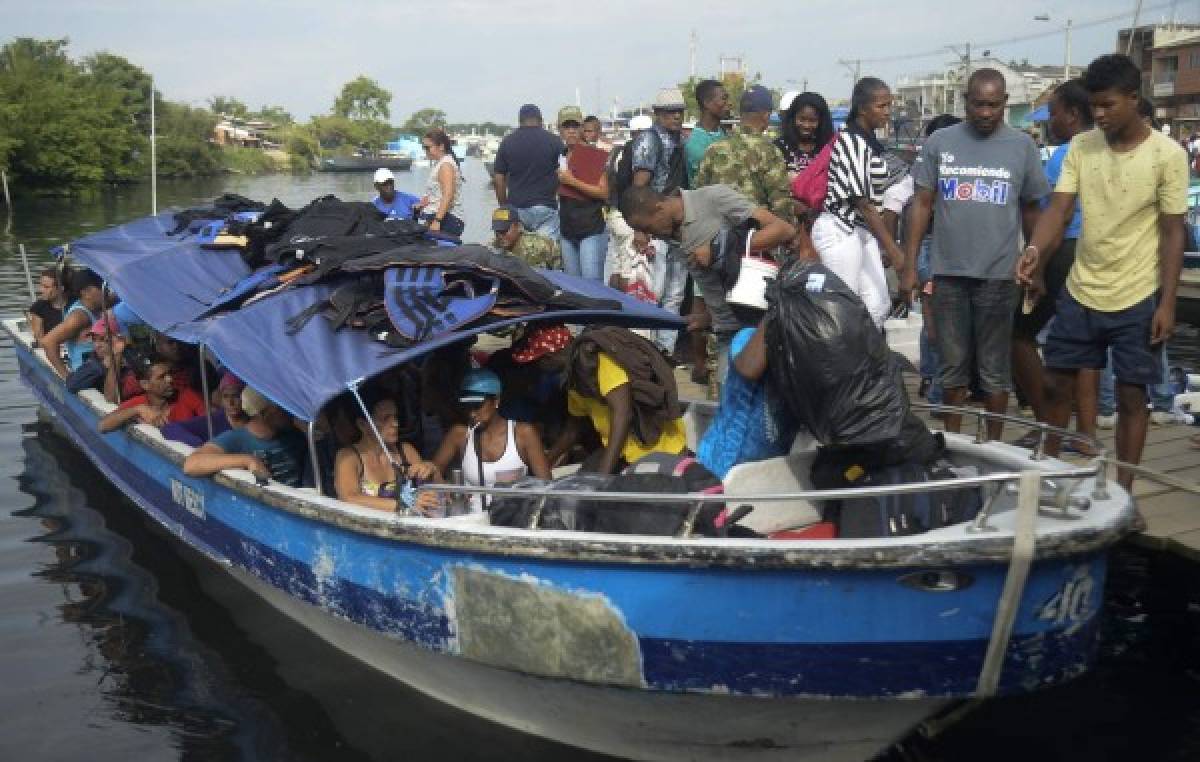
{"left": 811, "top": 213, "right": 891, "bottom": 328}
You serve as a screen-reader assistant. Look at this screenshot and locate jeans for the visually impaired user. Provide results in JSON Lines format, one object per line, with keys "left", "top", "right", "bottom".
{"left": 931, "top": 276, "right": 1017, "bottom": 393}
{"left": 653, "top": 243, "right": 689, "bottom": 353}
{"left": 560, "top": 231, "right": 610, "bottom": 281}
{"left": 517, "top": 205, "right": 560, "bottom": 238}
{"left": 915, "top": 237, "right": 942, "bottom": 403}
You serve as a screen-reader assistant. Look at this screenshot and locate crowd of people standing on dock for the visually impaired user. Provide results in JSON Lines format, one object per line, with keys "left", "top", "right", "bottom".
{"left": 464, "top": 51, "right": 1192, "bottom": 485}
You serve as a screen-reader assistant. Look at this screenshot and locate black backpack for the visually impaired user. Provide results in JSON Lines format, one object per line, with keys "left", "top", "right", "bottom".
{"left": 608, "top": 129, "right": 687, "bottom": 207}
{"left": 607, "top": 141, "right": 636, "bottom": 206}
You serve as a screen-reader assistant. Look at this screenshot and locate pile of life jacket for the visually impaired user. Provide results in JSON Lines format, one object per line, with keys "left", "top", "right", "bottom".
{"left": 174, "top": 195, "right": 621, "bottom": 348}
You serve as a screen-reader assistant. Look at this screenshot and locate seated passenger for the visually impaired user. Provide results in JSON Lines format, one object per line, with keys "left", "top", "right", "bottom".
{"left": 695, "top": 323, "right": 799, "bottom": 479}
{"left": 333, "top": 389, "right": 438, "bottom": 512}
{"left": 431, "top": 369, "right": 551, "bottom": 509}
{"left": 97, "top": 353, "right": 205, "bottom": 432}
{"left": 65, "top": 318, "right": 130, "bottom": 402}
{"left": 373, "top": 168, "right": 421, "bottom": 219}
{"left": 29, "top": 268, "right": 67, "bottom": 346}
{"left": 549, "top": 327, "right": 687, "bottom": 474}
{"left": 41, "top": 269, "right": 107, "bottom": 380}
{"left": 162, "top": 373, "right": 249, "bottom": 447}
{"left": 487, "top": 324, "right": 572, "bottom": 439}
{"left": 152, "top": 332, "right": 215, "bottom": 398}
{"left": 183, "top": 387, "right": 307, "bottom": 487}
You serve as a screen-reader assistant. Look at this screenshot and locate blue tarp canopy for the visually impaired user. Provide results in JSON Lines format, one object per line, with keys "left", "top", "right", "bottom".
{"left": 69, "top": 212, "right": 250, "bottom": 342}
{"left": 1026, "top": 104, "right": 1050, "bottom": 124}
{"left": 67, "top": 211, "right": 686, "bottom": 421}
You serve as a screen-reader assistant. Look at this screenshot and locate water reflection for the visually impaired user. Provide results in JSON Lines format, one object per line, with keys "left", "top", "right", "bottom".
{"left": 13, "top": 420, "right": 615, "bottom": 761}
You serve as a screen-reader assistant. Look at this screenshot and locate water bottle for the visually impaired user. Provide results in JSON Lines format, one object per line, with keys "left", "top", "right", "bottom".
{"left": 447, "top": 468, "right": 467, "bottom": 516}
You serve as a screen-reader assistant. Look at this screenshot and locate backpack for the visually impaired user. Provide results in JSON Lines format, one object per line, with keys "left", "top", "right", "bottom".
{"left": 790, "top": 138, "right": 835, "bottom": 211}
{"left": 607, "top": 142, "right": 636, "bottom": 206}
{"left": 609, "top": 128, "right": 687, "bottom": 207}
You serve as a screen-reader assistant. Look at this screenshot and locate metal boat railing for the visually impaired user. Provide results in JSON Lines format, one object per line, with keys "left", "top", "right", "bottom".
{"left": 416, "top": 403, "right": 1116, "bottom": 534}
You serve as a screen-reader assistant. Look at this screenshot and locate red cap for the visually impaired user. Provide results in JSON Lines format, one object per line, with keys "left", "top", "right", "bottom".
{"left": 512, "top": 324, "right": 572, "bottom": 364}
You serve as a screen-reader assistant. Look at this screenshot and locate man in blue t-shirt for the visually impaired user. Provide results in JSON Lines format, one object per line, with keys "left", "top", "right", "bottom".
{"left": 1011, "top": 79, "right": 1092, "bottom": 434}
{"left": 183, "top": 386, "right": 306, "bottom": 487}
{"left": 372, "top": 168, "right": 420, "bottom": 220}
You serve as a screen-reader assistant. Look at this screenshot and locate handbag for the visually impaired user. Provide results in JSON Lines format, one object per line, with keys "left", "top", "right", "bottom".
{"left": 790, "top": 139, "right": 835, "bottom": 211}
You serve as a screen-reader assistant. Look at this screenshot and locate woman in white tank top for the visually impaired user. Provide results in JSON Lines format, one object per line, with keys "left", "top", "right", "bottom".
{"left": 431, "top": 369, "right": 551, "bottom": 511}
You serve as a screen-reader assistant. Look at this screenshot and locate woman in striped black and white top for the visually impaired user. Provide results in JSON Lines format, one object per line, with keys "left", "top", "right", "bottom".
{"left": 811, "top": 77, "right": 905, "bottom": 328}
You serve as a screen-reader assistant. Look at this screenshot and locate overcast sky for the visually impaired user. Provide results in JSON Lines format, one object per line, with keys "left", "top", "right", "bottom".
{"left": 5, "top": 0, "right": 1196, "bottom": 123}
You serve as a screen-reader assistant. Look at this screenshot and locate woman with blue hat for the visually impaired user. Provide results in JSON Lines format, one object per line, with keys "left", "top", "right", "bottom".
{"left": 431, "top": 368, "right": 551, "bottom": 510}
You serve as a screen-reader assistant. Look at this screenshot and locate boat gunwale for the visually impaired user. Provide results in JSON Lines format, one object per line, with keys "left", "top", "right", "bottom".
{"left": 4, "top": 317, "right": 1136, "bottom": 570}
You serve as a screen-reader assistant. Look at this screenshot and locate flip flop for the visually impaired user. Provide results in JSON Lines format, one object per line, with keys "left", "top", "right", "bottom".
{"left": 1190, "top": 434, "right": 1200, "bottom": 450}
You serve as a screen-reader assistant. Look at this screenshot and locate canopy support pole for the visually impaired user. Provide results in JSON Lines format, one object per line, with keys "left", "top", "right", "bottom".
{"left": 347, "top": 382, "right": 408, "bottom": 514}
{"left": 100, "top": 281, "right": 122, "bottom": 404}
{"left": 306, "top": 418, "right": 323, "bottom": 496}
{"left": 198, "top": 344, "right": 214, "bottom": 441}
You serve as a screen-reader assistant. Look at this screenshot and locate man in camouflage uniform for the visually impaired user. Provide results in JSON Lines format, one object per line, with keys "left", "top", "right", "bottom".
{"left": 491, "top": 204, "right": 562, "bottom": 269}
{"left": 694, "top": 85, "right": 796, "bottom": 227}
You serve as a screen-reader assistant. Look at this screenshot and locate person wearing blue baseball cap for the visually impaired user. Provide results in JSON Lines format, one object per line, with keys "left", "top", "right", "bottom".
{"left": 431, "top": 368, "right": 551, "bottom": 510}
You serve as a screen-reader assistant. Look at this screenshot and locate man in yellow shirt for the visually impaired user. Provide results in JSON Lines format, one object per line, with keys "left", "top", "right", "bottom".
{"left": 1018, "top": 54, "right": 1188, "bottom": 488}
{"left": 549, "top": 328, "right": 687, "bottom": 475}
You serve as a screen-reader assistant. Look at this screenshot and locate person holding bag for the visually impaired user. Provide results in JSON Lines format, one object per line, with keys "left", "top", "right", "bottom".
{"left": 779, "top": 92, "right": 836, "bottom": 229}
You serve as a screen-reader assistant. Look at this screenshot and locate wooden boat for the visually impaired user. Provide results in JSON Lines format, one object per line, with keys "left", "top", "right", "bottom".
{"left": 4, "top": 209, "right": 1139, "bottom": 762}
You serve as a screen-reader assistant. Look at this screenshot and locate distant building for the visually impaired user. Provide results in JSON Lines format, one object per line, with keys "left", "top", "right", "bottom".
{"left": 212, "top": 116, "right": 277, "bottom": 149}
{"left": 896, "top": 58, "right": 1082, "bottom": 127}
{"left": 1118, "top": 23, "right": 1200, "bottom": 134}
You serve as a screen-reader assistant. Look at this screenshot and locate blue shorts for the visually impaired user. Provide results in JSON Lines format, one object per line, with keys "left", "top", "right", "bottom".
{"left": 1043, "top": 290, "right": 1163, "bottom": 386}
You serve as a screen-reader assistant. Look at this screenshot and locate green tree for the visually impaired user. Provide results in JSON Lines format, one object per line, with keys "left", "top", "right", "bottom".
{"left": 0, "top": 38, "right": 225, "bottom": 191}
{"left": 156, "top": 101, "right": 220, "bottom": 177}
{"left": 333, "top": 76, "right": 392, "bottom": 122}
{"left": 209, "top": 95, "right": 248, "bottom": 118}
{"left": 402, "top": 107, "right": 446, "bottom": 133}
{"left": 253, "top": 104, "right": 292, "bottom": 125}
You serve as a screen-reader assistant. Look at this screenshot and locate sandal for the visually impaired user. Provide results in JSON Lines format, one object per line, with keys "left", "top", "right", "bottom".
{"left": 1191, "top": 434, "right": 1200, "bottom": 450}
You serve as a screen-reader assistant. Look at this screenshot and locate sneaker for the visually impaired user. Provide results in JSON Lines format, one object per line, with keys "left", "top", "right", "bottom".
{"left": 1096, "top": 414, "right": 1117, "bottom": 429}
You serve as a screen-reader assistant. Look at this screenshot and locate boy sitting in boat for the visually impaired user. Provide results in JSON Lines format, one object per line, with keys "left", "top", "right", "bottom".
{"left": 183, "top": 386, "right": 307, "bottom": 487}
{"left": 97, "top": 352, "right": 206, "bottom": 432}
{"left": 162, "top": 373, "right": 250, "bottom": 448}
{"left": 40, "top": 269, "right": 109, "bottom": 380}
{"left": 549, "top": 326, "right": 687, "bottom": 475}
{"left": 65, "top": 317, "right": 129, "bottom": 402}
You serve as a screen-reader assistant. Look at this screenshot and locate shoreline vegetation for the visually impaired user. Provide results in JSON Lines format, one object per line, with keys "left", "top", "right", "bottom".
{"left": 0, "top": 37, "right": 509, "bottom": 195}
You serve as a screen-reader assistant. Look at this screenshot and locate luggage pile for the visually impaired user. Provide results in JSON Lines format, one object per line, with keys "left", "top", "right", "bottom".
{"left": 172, "top": 195, "right": 621, "bottom": 348}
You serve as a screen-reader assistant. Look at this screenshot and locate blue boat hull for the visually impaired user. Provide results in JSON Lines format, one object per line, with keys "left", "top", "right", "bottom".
{"left": 10, "top": 328, "right": 1118, "bottom": 759}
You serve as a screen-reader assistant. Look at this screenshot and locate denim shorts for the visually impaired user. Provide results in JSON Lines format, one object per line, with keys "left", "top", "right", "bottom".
{"left": 1043, "top": 290, "right": 1162, "bottom": 386}
{"left": 930, "top": 276, "right": 1017, "bottom": 392}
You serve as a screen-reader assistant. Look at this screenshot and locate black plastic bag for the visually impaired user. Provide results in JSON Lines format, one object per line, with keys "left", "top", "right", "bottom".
{"left": 764, "top": 260, "right": 909, "bottom": 447}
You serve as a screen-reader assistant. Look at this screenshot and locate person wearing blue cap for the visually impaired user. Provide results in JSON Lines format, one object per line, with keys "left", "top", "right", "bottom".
{"left": 431, "top": 368, "right": 551, "bottom": 510}
{"left": 493, "top": 104, "right": 566, "bottom": 238}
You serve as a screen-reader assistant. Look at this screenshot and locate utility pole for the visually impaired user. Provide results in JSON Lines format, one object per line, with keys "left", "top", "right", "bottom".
{"left": 837, "top": 58, "right": 862, "bottom": 83}
{"left": 1064, "top": 19, "right": 1072, "bottom": 80}
{"left": 689, "top": 29, "right": 697, "bottom": 79}
{"left": 1127, "top": 0, "right": 1145, "bottom": 56}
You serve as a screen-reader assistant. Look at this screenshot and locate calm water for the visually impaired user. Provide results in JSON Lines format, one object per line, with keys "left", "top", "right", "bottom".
{"left": 0, "top": 163, "right": 1197, "bottom": 761}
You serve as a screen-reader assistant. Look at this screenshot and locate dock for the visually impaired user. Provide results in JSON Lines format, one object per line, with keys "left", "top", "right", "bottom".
{"left": 674, "top": 368, "right": 1200, "bottom": 558}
